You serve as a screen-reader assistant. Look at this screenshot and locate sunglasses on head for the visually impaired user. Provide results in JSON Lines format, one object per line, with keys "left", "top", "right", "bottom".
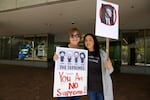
{"left": 70, "top": 34, "right": 80, "bottom": 38}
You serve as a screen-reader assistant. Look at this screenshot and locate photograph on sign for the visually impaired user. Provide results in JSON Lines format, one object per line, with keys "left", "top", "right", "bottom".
{"left": 53, "top": 47, "right": 88, "bottom": 97}
{"left": 95, "top": 0, "right": 119, "bottom": 39}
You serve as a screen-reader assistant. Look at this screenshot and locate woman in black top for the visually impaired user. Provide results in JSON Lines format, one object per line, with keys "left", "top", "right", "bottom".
{"left": 83, "top": 33, "right": 113, "bottom": 100}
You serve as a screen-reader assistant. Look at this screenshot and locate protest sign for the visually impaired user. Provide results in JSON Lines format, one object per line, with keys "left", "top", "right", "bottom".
{"left": 53, "top": 47, "right": 88, "bottom": 97}
{"left": 95, "top": 0, "right": 119, "bottom": 39}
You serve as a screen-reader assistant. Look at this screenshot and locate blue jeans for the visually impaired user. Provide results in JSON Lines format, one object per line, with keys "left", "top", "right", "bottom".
{"left": 57, "top": 96, "right": 80, "bottom": 100}
{"left": 88, "top": 91, "right": 104, "bottom": 100}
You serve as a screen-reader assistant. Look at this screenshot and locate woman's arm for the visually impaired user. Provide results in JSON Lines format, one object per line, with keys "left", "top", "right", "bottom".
{"left": 100, "top": 49, "right": 114, "bottom": 74}
{"left": 105, "top": 58, "right": 114, "bottom": 74}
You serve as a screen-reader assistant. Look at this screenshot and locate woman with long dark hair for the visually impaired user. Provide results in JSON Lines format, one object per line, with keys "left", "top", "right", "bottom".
{"left": 83, "top": 33, "right": 114, "bottom": 100}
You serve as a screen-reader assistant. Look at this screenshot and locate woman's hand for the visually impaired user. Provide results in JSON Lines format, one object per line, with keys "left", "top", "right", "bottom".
{"left": 105, "top": 58, "right": 112, "bottom": 69}
{"left": 53, "top": 53, "right": 58, "bottom": 61}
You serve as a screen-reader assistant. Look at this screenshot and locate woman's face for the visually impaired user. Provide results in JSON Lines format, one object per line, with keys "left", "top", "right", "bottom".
{"left": 69, "top": 31, "right": 80, "bottom": 46}
{"left": 84, "top": 35, "right": 94, "bottom": 50}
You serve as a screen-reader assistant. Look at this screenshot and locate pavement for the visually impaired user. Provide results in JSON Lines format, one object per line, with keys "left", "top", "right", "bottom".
{"left": 0, "top": 64, "right": 150, "bottom": 100}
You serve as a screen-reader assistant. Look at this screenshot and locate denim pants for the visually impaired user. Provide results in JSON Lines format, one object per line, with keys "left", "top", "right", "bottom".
{"left": 88, "top": 91, "right": 104, "bottom": 100}
{"left": 57, "top": 96, "right": 80, "bottom": 100}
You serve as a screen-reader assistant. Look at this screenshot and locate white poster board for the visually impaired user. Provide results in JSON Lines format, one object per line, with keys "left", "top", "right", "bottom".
{"left": 53, "top": 47, "right": 88, "bottom": 97}
{"left": 95, "top": 0, "right": 119, "bottom": 39}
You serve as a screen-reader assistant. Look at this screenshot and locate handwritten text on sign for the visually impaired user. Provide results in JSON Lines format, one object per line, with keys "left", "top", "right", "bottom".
{"left": 53, "top": 47, "right": 88, "bottom": 97}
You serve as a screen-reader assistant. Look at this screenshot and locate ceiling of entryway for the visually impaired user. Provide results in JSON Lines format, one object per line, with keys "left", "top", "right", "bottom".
{"left": 0, "top": 0, "right": 149, "bottom": 41}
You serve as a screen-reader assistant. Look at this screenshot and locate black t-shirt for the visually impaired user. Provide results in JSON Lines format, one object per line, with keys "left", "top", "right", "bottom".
{"left": 88, "top": 51, "right": 103, "bottom": 92}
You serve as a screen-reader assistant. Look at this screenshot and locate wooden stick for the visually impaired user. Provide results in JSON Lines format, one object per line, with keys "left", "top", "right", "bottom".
{"left": 106, "top": 38, "right": 109, "bottom": 59}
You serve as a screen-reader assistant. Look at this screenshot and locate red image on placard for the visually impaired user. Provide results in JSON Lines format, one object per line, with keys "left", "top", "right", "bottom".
{"left": 99, "top": 4, "right": 117, "bottom": 26}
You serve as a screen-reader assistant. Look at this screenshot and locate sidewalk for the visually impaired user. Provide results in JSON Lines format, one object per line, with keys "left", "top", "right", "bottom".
{"left": 0, "top": 64, "right": 149, "bottom": 100}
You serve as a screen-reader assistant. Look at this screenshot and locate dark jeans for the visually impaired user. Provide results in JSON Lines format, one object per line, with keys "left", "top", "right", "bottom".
{"left": 88, "top": 91, "right": 104, "bottom": 100}
{"left": 57, "top": 96, "right": 80, "bottom": 100}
